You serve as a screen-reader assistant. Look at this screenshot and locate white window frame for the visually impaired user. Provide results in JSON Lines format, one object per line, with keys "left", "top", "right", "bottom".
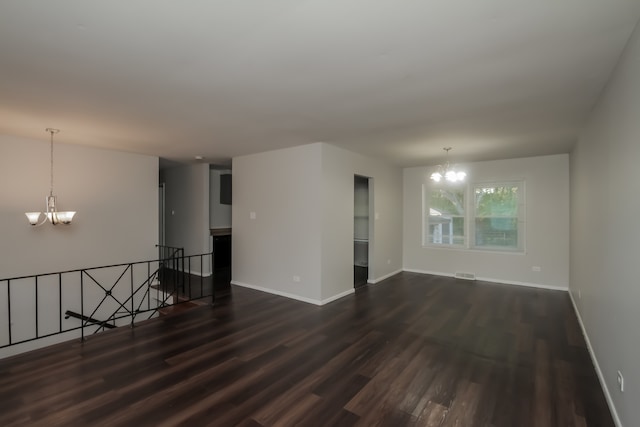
{"left": 470, "top": 181, "right": 525, "bottom": 252}
{"left": 423, "top": 180, "right": 525, "bottom": 253}
{"left": 422, "top": 184, "right": 466, "bottom": 248}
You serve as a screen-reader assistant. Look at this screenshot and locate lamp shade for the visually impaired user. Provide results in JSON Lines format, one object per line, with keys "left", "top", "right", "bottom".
{"left": 56, "top": 211, "right": 76, "bottom": 224}
{"left": 25, "top": 212, "right": 42, "bottom": 225}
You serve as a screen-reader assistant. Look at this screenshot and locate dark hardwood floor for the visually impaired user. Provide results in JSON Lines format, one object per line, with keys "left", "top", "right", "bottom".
{"left": 0, "top": 272, "right": 613, "bottom": 426}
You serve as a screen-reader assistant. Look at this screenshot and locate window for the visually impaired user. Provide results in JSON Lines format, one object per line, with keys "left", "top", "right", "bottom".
{"left": 473, "top": 183, "right": 523, "bottom": 251}
{"left": 424, "top": 181, "right": 525, "bottom": 252}
{"left": 425, "top": 187, "right": 465, "bottom": 246}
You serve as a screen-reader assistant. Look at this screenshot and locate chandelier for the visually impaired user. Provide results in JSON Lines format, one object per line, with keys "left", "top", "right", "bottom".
{"left": 25, "top": 128, "right": 76, "bottom": 226}
{"left": 430, "top": 147, "right": 466, "bottom": 183}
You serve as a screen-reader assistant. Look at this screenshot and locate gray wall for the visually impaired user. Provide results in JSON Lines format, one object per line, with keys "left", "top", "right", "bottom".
{"left": 231, "top": 143, "right": 403, "bottom": 304}
{"left": 232, "top": 144, "right": 323, "bottom": 302}
{"left": 0, "top": 134, "right": 158, "bottom": 276}
{"left": 320, "top": 143, "right": 403, "bottom": 301}
{"left": 0, "top": 134, "right": 158, "bottom": 357}
{"left": 570, "top": 22, "right": 640, "bottom": 427}
{"left": 403, "top": 154, "right": 570, "bottom": 289}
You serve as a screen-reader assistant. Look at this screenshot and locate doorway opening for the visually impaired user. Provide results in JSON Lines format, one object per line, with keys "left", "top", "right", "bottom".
{"left": 354, "top": 175, "right": 371, "bottom": 288}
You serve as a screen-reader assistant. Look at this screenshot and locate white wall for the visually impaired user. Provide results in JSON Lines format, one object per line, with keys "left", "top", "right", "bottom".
{"left": 0, "top": 134, "right": 158, "bottom": 357}
{"left": 320, "top": 144, "right": 403, "bottom": 301}
{"left": 232, "top": 143, "right": 403, "bottom": 304}
{"left": 570, "top": 22, "right": 640, "bottom": 427}
{"left": 0, "top": 134, "right": 158, "bottom": 276}
{"left": 209, "top": 169, "right": 232, "bottom": 229}
{"left": 403, "top": 154, "right": 569, "bottom": 289}
{"left": 162, "top": 164, "right": 211, "bottom": 268}
{"left": 232, "top": 144, "right": 323, "bottom": 302}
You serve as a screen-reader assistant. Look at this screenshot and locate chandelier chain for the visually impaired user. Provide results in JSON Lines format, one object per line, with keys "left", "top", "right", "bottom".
{"left": 46, "top": 128, "right": 59, "bottom": 197}
{"left": 50, "top": 130, "right": 54, "bottom": 196}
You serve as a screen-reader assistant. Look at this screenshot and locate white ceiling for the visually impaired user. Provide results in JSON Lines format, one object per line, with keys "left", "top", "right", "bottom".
{"left": 1, "top": 1, "right": 639, "bottom": 167}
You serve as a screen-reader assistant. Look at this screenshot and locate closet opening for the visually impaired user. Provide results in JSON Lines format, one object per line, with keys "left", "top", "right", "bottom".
{"left": 354, "top": 175, "right": 372, "bottom": 288}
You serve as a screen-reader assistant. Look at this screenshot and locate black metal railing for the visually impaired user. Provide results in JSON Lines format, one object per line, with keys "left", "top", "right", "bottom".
{"left": 65, "top": 310, "right": 116, "bottom": 329}
{"left": 156, "top": 245, "right": 184, "bottom": 270}
{"left": 0, "top": 249, "right": 214, "bottom": 350}
{"left": 157, "top": 245, "right": 184, "bottom": 265}
{"left": 156, "top": 244, "right": 185, "bottom": 292}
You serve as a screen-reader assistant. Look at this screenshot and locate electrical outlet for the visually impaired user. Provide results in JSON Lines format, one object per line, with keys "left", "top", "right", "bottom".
{"left": 578, "top": 290, "right": 582, "bottom": 300}
{"left": 249, "top": 211, "right": 256, "bottom": 220}
{"left": 293, "top": 275, "right": 301, "bottom": 283}
{"left": 617, "top": 371, "right": 624, "bottom": 392}
{"left": 387, "top": 259, "right": 391, "bottom": 265}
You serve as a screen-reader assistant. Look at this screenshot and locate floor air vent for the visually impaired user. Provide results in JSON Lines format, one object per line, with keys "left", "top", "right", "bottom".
{"left": 455, "top": 272, "right": 476, "bottom": 280}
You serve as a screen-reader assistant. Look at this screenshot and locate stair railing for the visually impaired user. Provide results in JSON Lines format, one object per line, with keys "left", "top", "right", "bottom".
{"left": 0, "top": 249, "right": 214, "bottom": 351}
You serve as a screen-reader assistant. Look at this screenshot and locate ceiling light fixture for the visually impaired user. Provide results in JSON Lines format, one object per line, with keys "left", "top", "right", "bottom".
{"left": 25, "top": 128, "right": 76, "bottom": 226}
{"left": 430, "top": 147, "right": 466, "bottom": 183}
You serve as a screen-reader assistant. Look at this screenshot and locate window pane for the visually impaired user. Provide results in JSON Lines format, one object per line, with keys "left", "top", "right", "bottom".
{"left": 428, "top": 188, "right": 465, "bottom": 245}
{"left": 474, "top": 185, "right": 519, "bottom": 249}
{"left": 474, "top": 217, "right": 518, "bottom": 247}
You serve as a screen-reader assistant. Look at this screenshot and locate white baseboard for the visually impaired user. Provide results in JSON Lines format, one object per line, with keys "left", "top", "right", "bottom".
{"left": 476, "top": 276, "right": 567, "bottom": 291}
{"left": 367, "top": 269, "right": 402, "bottom": 284}
{"left": 569, "top": 292, "right": 622, "bottom": 427}
{"left": 403, "top": 268, "right": 454, "bottom": 278}
{"left": 230, "top": 281, "right": 356, "bottom": 306}
{"left": 401, "top": 268, "right": 568, "bottom": 291}
{"left": 231, "top": 281, "right": 322, "bottom": 305}
{"left": 320, "top": 289, "right": 355, "bottom": 305}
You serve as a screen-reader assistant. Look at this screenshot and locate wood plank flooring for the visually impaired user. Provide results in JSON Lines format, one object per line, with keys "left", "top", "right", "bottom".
{"left": 0, "top": 272, "right": 613, "bottom": 426}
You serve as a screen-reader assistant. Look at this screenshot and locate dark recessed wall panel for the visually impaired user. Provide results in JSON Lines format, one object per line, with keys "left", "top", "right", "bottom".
{"left": 220, "top": 174, "right": 232, "bottom": 205}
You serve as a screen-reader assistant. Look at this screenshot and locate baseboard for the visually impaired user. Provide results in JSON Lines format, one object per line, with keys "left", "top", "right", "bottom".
{"left": 476, "top": 276, "right": 567, "bottom": 291}
{"left": 230, "top": 281, "right": 357, "bottom": 306}
{"left": 403, "top": 268, "right": 454, "bottom": 278}
{"left": 569, "top": 292, "right": 622, "bottom": 427}
{"left": 401, "top": 268, "right": 568, "bottom": 291}
{"left": 231, "top": 281, "right": 323, "bottom": 306}
{"left": 320, "top": 288, "right": 355, "bottom": 305}
{"left": 367, "top": 269, "right": 403, "bottom": 284}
